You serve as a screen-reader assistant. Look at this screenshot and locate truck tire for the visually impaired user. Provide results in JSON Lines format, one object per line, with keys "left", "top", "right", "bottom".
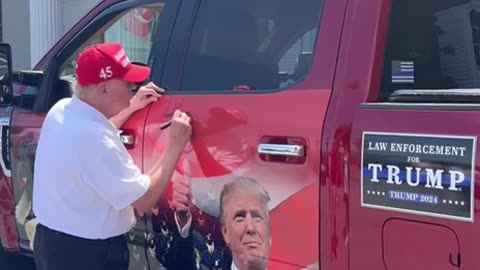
{"left": 0, "top": 245, "right": 36, "bottom": 270}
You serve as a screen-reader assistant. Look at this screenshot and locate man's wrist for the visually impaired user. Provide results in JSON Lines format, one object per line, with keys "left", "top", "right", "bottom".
{"left": 165, "top": 144, "right": 185, "bottom": 158}
{"left": 125, "top": 104, "right": 137, "bottom": 115}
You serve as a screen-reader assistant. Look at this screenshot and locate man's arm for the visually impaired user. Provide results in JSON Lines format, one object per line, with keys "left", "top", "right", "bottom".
{"left": 131, "top": 110, "right": 192, "bottom": 213}
{"left": 111, "top": 106, "right": 135, "bottom": 129}
{"left": 110, "top": 82, "right": 163, "bottom": 128}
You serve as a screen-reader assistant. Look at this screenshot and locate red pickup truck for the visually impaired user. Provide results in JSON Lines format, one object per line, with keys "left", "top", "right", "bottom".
{"left": 0, "top": 0, "right": 478, "bottom": 269}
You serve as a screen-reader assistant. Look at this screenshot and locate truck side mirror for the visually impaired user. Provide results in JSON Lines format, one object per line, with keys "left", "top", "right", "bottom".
{"left": 0, "top": 43, "right": 13, "bottom": 85}
{"left": 11, "top": 70, "right": 44, "bottom": 109}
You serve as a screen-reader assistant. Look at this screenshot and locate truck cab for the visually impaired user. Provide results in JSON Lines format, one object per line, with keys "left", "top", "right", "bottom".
{"left": 0, "top": 0, "right": 479, "bottom": 269}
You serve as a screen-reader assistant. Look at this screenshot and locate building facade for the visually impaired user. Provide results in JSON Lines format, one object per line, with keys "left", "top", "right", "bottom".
{"left": 3, "top": 0, "right": 100, "bottom": 70}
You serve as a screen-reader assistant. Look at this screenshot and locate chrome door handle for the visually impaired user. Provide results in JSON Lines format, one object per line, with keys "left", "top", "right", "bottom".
{"left": 120, "top": 134, "right": 134, "bottom": 145}
{"left": 258, "top": 143, "right": 305, "bottom": 157}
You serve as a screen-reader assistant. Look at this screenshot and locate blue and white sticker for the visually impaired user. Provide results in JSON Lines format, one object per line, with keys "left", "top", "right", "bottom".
{"left": 361, "top": 132, "right": 476, "bottom": 222}
{"left": 392, "top": 60, "right": 414, "bottom": 83}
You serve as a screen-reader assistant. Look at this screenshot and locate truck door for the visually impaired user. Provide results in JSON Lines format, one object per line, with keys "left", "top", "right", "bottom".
{"left": 348, "top": 0, "right": 479, "bottom": 269}
{"left": 6, "top": 0, "right": 181, "bottom": 268}
{"left": 142, "top": 0, "right": 346, "bottom": 269}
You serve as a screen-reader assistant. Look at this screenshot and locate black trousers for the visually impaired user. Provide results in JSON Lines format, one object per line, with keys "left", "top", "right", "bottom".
{"left": 33, "top": 223, "right": 129, "bottom": 270}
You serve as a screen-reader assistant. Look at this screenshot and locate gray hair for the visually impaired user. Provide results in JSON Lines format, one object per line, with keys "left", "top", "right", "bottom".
{"left": 219, "top": 176, "right": 271, "bottom": 224}
{"left": 72, "top": 82, "right": 96, "bottom": 98}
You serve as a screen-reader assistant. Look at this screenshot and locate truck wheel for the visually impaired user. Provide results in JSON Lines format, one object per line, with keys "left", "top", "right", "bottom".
{"left": 0, "top": 245, "right": 36, "bottom": 270}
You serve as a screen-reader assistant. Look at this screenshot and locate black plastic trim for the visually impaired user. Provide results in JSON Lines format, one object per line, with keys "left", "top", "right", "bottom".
{"left": 359, "top": 102, "right": 480, "bottom": 111}
{"left": 388, "top": 89, "right": 480, "bottom": 104}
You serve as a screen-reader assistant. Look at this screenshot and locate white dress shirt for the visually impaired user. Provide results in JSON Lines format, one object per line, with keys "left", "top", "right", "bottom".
{"left": 33, "top": 95, "right": 150, "bottom": 239}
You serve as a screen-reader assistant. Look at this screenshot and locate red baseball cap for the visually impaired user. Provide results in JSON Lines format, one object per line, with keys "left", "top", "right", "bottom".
{"left": 75, "top": 42, "right": 151, "bottom": 86}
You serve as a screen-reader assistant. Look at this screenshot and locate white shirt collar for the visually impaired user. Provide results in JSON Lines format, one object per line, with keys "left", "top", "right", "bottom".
{"left": 70, "top": 95, "right": 119, "bottom": 134}
{"left": 231, "top": 262, "right": 267, "bottom": 270}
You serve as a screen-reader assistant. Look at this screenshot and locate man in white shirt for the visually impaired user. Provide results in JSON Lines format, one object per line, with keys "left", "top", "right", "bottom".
{"left": 172, "top": 176, "right": 271, "bottom": 270}
{"left": 32, "top": 42, "right": 192, "bottom": 270}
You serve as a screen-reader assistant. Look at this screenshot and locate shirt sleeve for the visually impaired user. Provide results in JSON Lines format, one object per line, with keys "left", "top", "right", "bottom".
{"left": 80, "top": 129, "right": 151, "bottom": 210}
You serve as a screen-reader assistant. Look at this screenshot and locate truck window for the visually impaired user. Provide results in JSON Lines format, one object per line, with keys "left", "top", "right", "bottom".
{"left": 278, "top": 28, "right": 317, "bottom": 88}
{"left": 60, "top": 6, "right": 161, "bottom": 83}
{"left": 379, "top": 0, "right": 480, "bottom": 101}
{"left": 179, "top": 0, "right": 323, "bottom": 91}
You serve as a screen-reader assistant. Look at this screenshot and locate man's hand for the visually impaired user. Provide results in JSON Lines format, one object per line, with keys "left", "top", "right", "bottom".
{"left": 111, "top": 82, "right": 163, "bottom": 128}
{"left": 131, "top": 109, "right": 191, "bottom": 213}
{"left": 168, "top": 110, "right": 192, "bottom": 153}
{"left": 172, "top": 176, "right": 192, "bottom": 227}
{"left": 129, "top": 82, "right": 164, "bottom": 113}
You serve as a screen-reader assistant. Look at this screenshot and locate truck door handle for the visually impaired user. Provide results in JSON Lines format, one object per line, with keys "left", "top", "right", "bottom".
{"left": 258, "top": 143, "right": 305, "bottom": 157}
{"left": 119, "top": 129, "right": 135, "bottom": 148}
{"left": 258, "top": 136, "right": 307, "bottom": 164}
{"left": 120, "top": 134, "right": 134, "bottom": 145}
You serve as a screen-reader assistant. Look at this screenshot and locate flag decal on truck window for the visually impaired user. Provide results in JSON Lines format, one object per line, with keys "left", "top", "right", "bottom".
{"left": 392, "top": 60, "right": 414, "bottom": 83}
{"left": 361, "top": 131, "right": 476, "bottom": 222}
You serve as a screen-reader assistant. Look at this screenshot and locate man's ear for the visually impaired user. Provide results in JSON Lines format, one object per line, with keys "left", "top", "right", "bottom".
{"left": 221, "top": 223, "right": 230, "bottom": 246}
{"left": 96, "top": 82, "right": 108, "bottom": 95}
{"left": 268, "top": 224, "right": 272, "bottom": 246}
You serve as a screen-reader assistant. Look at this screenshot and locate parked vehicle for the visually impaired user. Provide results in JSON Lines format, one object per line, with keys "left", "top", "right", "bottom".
{"left": 0, "top": 0, "right": 478, "bottom": 269}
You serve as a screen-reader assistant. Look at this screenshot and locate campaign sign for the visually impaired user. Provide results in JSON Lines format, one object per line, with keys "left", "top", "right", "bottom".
{"left": 361, "top": 132, "right": 476, "bottom": 222}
